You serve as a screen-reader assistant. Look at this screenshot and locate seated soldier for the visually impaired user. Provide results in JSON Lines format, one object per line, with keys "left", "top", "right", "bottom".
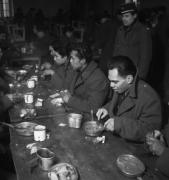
{"left": 54, "top": 43, "right": 109, "bottom": 114}
{"left": 141, "top": 124, "right": 169, "bottom": 180}
{"left": 96, "top": 56, "right": 161, "bottom": 142}
{"left": 41, "top": 41, "right": 73, "bottom": 90}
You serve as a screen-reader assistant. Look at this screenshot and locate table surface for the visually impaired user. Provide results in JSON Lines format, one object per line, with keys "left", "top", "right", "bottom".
{"left": 9, "top": 72, "right": 156, "bottom": 180}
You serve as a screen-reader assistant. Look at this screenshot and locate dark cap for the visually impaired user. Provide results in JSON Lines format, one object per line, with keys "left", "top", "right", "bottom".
{"left": 119, "top": 3, "right": 137, "bottom": 14}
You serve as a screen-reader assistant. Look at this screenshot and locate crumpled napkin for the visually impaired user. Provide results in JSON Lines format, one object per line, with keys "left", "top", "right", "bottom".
{"left": 26, "top": 143, "right": 42, "bottom": 154}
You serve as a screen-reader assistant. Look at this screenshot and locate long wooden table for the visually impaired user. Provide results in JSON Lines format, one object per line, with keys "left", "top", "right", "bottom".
{"left": 9, "top": 78, "right": 156, "bottom": 180}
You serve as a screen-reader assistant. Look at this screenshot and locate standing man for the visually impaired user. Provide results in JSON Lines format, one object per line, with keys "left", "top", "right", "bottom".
{"left": 113, "top": 3, "right": 152, "bottom": 80}
{"left": 96, "top": 56, "right": 161, "bottom": 142}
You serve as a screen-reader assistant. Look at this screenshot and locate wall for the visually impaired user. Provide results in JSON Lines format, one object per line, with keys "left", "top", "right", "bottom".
{"left": 13, "top": 0, "right": 169, "bottom": 17}
{"left": 13, "top": 0, "right": 71, "bottom": 17}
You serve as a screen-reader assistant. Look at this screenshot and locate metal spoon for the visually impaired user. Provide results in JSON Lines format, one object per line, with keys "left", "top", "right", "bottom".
{"left": 91, "top": 109, "right": 94, "bottom": 121}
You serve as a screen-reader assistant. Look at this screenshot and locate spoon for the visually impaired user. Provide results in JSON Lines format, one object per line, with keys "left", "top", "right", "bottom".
{"left": 91, "top": 109, "right": 94, "bottom": 121}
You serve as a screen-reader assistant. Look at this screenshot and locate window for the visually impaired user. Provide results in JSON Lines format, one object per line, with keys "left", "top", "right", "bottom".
{"left": 0, "top": 0, "right": 14, "bottom": 17}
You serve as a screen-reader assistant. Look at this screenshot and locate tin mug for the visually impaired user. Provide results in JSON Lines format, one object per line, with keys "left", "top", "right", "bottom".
{"left": 27, "top": 79, "right": 35, "bottom": 88}
{"left": 31, "top": 75, "right": 38, "bottom": 82}
{"left": 34, "top": 125, "right": 46, "bottom": 141}
{"left": 21, "top": 47, "right": 26, "bottom": 54}
{"left": 24, "top": 93, "right": 34, "bottom": 104}
{"left": 35, "top": 98, "right": 43, "bottom": 107}
{"left": 37, "top": 148, "right": 55, "bottom": 171}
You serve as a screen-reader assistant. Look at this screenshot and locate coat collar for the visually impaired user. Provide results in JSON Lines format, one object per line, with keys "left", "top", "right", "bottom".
{"left": 74, "top": 61, "right": 98, "bottom": 88}
{"left": 120, "top": 20, "right": 139, "bottom": 33}
{"left": 117, "top": 76, "right": 139, "bottom": 115}
{"left": 108, "top": 76, "right": 138, "bottom": 117}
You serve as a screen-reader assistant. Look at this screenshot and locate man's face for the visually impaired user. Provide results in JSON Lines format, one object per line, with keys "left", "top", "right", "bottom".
{"left": 121, "top": 12, "right": 137, "bottom": 26}
{"left": 50, "top": 48, "right": 67, "bottom": 65}
{"left": 70, "top": 50, "right": 83, "bottom": 70}
{"left": 108, "top": 69, "right": 130, "bottom": 94}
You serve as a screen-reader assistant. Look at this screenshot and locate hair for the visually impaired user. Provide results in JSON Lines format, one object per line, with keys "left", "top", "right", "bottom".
{"left": 69, "top": 43, "right": 92, "bottom": 63}
{"left": 50, "top": 40, "right": 69, "bottom": 57}
{"left": 108, "top": 56, "right": 137, "bottom": 77}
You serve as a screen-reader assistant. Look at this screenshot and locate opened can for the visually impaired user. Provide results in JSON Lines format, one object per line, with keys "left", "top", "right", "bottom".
{"left": 34, "top": 125, "right": 46, "bottom": 141}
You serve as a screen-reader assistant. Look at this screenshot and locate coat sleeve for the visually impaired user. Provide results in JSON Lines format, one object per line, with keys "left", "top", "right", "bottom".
{"left": 141, "top": 149, "right": 169, "bottom": 180}
{"left": 113, "top": 96, "right": 162, "bottom": 142}
{"left": 0, "top": 95, "right": 13, "bottom": 116}
{"left": 67, "top": 79, "right": 108, "bottom": 113}
{"left": 138, "top": 28, "right": 152, "bottom": 79}
{"left": 162, "top": 123, "right": 169, "bottom": 146}
{"left": 155, "top": 148, "right": 169, "bottom": 178}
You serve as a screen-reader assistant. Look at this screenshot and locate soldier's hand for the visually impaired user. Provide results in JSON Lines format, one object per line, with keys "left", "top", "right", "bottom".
{"left": 96, "top": 108, "right": 108, "bottom": 120}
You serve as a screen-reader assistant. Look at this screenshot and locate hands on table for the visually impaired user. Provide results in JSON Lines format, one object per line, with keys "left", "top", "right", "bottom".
{"left": 96, "top": 108, "right": 115, "bottom": 132}
{"left": 41, "top": 69, "right": 55, "bottom": 77}
{"left": 50, "top": 89, "right": 71, "bottom": 105}
{"left": 40, "top": 62, "right": 55, "bottom": 77}
{"left": 146, "top": 130, "right": 166, "bottom": 156}
{"left": 40, "top": 62, "right": 52, "bottom": 70}
{"left": 59, "top": 90, "right": 71, "bottom": 103}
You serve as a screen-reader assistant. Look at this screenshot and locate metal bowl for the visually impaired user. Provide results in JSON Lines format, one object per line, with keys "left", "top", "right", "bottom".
{"left": 83, "top": 121, "right": 104, "bottom": 136}
{"left": 116, "top": 154, "right": 145, "bottom": 177}
{"left": 15, "top": 122, "right": 38, "bottom": 136}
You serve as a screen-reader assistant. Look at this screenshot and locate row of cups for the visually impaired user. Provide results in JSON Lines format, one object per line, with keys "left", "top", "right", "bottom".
{"left": 24, "top": 92, "right": 43, "bottom": 107}
{"left": 33, "top": 113, "right": 82, "bottom": 143}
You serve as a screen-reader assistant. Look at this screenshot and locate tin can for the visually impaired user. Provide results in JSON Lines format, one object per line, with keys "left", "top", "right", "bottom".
{"left": 34, "top": 125, "right": 46, "bottom": 141}
{"left": 68, "top": 113, "right": 82, "bottom": 128}
{"left": 31, "top": 75, "right": 38, "bottom": 82}
{"left": 27, "top": 79, "right": 35, "bottom": 88}
{"left": 24, "top": 93, "right": 34, "bottom": 104}
{"left": 21, "top": 47, "right": 26, "bottom": 54}
{"left": 37, "top": 148, "right": 55, "bottom": 171}
{"left": 35, "top": 98, "right": 43, "bottom": 107}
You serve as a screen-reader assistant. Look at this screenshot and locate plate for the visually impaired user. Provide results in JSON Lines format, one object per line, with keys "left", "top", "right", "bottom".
{"left": 22, "top": 64, "right": 33, "bottom": 70}
{"left": 15, "top": 122, "right": 38, "bottom": 136}
{"left": 17, "top": 69, "right": 27, "bottom": 75}
{"left": 48, "top": 163, "right": 78, "bottom": 180}
{"left": 116, "top": 154, "right": 145, "bottom": 177}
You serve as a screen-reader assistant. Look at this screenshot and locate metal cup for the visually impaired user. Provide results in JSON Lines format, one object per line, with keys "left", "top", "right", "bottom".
{"left": 27, "top": 79, "right": 35, "bottom": 88}
{"left": 24, "top": 93, "right": 34, "bottom": 104}
{"left": 31, "top": 75, "right": 38, "bottom": 82}
{"left": 68, "top": 113, "right": 82, "bottom": 128}
{"left": 37, "top": 148, "right": 55, "bottom": 171}
{"left": 21, "top": 47, "right": 26, "bottom": 54}
{"left": 35, "top": 98, "right": 43, "bottom": 107}
{"left": 34, "top": 125, "right": 46, "bottom": 141}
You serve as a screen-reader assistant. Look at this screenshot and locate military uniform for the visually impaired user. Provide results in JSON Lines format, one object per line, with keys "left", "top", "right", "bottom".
{"left": 104, "top": 78, "right": 161, "bottom": 142}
